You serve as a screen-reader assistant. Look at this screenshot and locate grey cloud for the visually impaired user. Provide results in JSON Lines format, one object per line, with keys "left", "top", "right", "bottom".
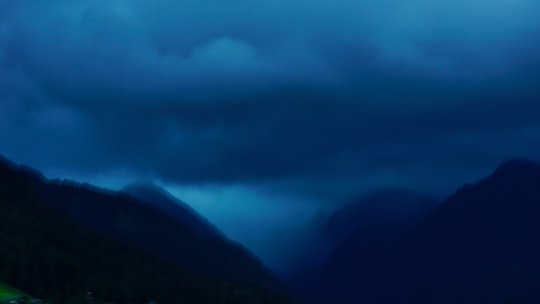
{"left": 0, "top": 0, "right": 540, "bottom": 201}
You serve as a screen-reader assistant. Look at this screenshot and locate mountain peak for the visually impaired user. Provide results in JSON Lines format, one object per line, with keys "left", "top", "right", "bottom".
{"left": 492, "top": 158, "right": 540, "bottom": 179}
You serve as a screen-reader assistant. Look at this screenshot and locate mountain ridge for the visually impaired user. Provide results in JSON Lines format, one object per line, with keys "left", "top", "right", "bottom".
{"left": 304, "top": 158, "right": 540, "bottom": 304}
{"left": 0, "top": 154, "right": 295, "bottom": 303}
{"left": 122, "top": 182, "right": 223, "bottom": 238}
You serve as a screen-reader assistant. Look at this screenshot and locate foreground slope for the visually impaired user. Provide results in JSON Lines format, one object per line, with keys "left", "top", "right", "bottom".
{"left": 0, "top": 282, "right": 34, "bottom": 301}
{"left": 0, "top": 155, "right": 295, "bottom": 304}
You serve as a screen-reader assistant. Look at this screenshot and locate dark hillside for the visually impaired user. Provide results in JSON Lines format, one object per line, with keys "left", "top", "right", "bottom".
{"left": 0, "top": 155, "right": 296, "bottom": 304}
{"left": 306, "top": 159, "right": 540, "bottom": 304}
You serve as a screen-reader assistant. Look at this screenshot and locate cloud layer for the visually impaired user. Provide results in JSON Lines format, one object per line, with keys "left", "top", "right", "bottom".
{"left": 1, "top": 0, "right": 540, "bottom": 201}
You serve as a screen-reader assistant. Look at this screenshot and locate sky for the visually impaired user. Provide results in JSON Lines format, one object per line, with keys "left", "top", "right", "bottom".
{"left": 1, "top": 0, "right": 540, "bottom": 273}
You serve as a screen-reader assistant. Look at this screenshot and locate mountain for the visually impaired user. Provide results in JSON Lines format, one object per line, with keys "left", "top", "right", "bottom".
{"left": 324, "top": 188, "right": 437, "bottom": 271}
{"left": 122, "top": 182, "right": 222, "bottom": 238}
{"left": 41, "top": 180, "right": 277, "bottom": 288}
{"left": 389, "top": 158, "right": 540, "bottom": 304}
{"left": 0, "top": 155, "right": 296, "bottom": 304}
{"left": 289, "top": 188, "right": 437, "bottom": 294}
{"left": 325, "top": 188, "right": 438, "bottom": 244}
{"left": 308, "top": 158, "right": 540, "bottom": 304}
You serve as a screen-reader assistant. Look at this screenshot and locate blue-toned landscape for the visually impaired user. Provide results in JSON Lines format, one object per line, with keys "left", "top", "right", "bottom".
{"left": 1, "top": 0, "right": 540, "bottom": 303}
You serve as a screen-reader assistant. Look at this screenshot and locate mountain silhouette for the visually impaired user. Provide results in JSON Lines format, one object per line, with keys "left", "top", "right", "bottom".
{"left": 326, "top": 188, "right": 438, "bottom": 244}
{"left": 123, "top": 182, "right": 222, "bottom": 238}
{"left": 0, "top": 154, "right": 294, "bottom": 303}
{"left": 390, "top": 158, "right": 540, "bottom": 304}
{"left": 306, "top": 158, "right": 540, "bottom": 304}
{"left": 291, "top": 188, "right": 437, "bottom": 297}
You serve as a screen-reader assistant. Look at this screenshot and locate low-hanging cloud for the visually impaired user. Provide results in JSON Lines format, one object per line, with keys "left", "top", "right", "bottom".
{"left": 1, "top": 0, "right": 540, "bottom": 201}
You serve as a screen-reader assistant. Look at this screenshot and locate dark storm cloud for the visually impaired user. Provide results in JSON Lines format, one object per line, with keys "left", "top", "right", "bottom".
{"left": 1, "top": 0, "right": 540, "bottom": 199}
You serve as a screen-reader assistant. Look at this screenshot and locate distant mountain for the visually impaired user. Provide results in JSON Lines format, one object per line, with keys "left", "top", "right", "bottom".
{"left": 289, "top": 188, "right": 437, "bottom": 291}
{"left": 123, "top": 182, "right": 222, "bottom": 238}
{"left": 326, "top": 188, "right": 438, "bottom": 244}
{"left": 308, "top": 158, "right": 540, "bottom": 304}
{"left": 0, "top": 155, "right": 295, "bottom": 304}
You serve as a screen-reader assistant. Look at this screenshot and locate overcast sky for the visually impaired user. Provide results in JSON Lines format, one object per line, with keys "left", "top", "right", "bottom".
{"left": 1, "top": 0, "right": 540, "bottom": 272}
